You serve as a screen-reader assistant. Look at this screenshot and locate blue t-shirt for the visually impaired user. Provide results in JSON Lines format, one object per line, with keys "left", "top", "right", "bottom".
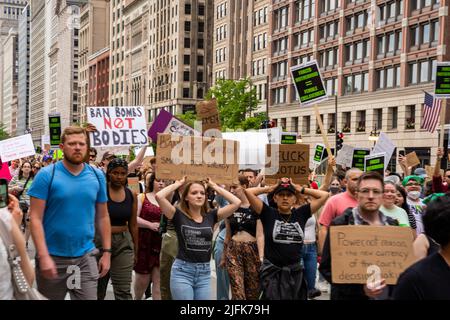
{"left": 28, "top": 162, "right": 108, "bottom": 257}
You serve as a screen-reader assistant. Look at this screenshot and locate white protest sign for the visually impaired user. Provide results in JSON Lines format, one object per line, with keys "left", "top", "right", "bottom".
{"left": 222, "top": 131, "right": 269, "bottom": 170}
{"left": 335, "top": 144, "right": 354, "bottom": 168}
{"left": 87, "top": 106, "right": 149, "bottom": 147}
{"left": 0, "top": 134, "right": 36, "bottom": 162}
{"left": 41, "top": 135, "right": 50, "bottom": 146}
{"left": 259, "top": 127, "right": 281, "bottom": 144}
{"left": 372, "top": 132, "right": 395, "bottom": 168}
{"left": 134, "top": 146, "right": 154, "bottom": 157}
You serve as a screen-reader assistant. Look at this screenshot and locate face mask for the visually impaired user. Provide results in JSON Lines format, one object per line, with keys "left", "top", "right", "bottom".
{"left": 329, "top": 186, "right": 340, "bottom": 194}
{"left": 408, "top": 191, "right": 421, "bottom": 200}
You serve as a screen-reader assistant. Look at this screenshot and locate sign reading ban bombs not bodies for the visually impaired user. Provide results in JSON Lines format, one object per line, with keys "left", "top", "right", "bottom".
{"left": 155, "top": 134, "right": 239, "bottom": 185}
{"left": 265, "top": 144, "right": 310, "bottom": 186}
{"left": 87, "top": 106, "right": 149, "bottom": 147}
{"left": 330, "top": 226, "right": 415, "bottom": 285}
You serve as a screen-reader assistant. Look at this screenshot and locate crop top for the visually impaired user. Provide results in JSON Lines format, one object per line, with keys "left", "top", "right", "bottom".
{"left": 228, "top": 207, "right": 259, "bottom": 238}
{"left": 108, "top": 187, "right": 134, "bottom": 226}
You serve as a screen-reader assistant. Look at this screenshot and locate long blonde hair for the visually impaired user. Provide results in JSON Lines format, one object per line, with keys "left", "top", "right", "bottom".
{"left": 177, "top": 181, "right": 210, "bottom": 220}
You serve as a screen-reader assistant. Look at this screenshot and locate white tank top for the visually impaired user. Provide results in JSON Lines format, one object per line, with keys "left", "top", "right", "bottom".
{"left": 304, "top": 215, "right": 317, "bottom": 243}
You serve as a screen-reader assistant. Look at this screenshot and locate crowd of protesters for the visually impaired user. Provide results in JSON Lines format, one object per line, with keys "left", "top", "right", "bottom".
{"left": 0, "top": 125, "right": 449, "bottom": 300}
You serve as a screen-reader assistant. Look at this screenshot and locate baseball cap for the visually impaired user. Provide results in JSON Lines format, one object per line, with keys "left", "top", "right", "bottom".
{"left": 102, "top": 151, "right": 116, "bottom": 161}
{"left": 273, "top": 182, "right": 296, "bottom": 195}
{"left": 43, "top": 155, "right": 52, "bottom": 162}
{"left": 414, "top": 167, "right": 427, "bottom": 178}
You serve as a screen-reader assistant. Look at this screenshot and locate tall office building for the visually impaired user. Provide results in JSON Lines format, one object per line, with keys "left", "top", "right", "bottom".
{"left": 212, "top": 0, "right": 270, "bottom": 113}
{"left": 17, "top": 4, "right": 30, "bottom": 135}
{"left": 268, "top": 0, "right": 449, "bottom": 169}
{"left": 2, "top": 28, "right": 18, "bottom": 135}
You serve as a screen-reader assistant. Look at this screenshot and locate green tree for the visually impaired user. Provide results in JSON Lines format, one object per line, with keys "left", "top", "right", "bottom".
{"left": 0, "top": 123, "right": 10, "bottom": 141}
{"left": 175, "top": 111, "right": 197, "bottom": 128}
{"left": 206, "top": 78, "right": 261, "bottom": 130}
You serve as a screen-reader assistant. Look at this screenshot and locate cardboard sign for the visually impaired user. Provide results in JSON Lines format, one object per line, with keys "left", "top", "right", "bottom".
{"left": 0, "top": 134, "right": 36, "bottom": 162}
{"left": 372, "top": 132, "right": 395, "bottom": 169}
{"left": 127, "top": 177, "right": 140, "bottom": 194}
{"left": 313, "top": 143, "right": 325, "bottom": 164}
{"left": 335, "top": 144, "right": 354, "bottom": 168}
{"left": 196, "top": 99, "right": 221, "bottom": 137}
{"left": 425, "top": 165, "right": 444, "bottom": 178}
{"left": 222, "top": 132, "right": 269, "bottom": 170}
{"left": 352, "top": 148, "right": 370, "bottom": 171}
{"left": 48, "top": 114, "right": 61, "bottom": 147}
{"left": 155, "top": 134, "right": 239, "bottom": 185}
{"left": 87, "top": 106, "right": 149, "bottom": 147}
{"left": 148, "top": 109, "right": 200, "bottom": 142}
{"left": 265, "top": 144, "right": 310, "bottom": 185}
{"left": 405, "top": 151, "right": 421, "bottom": 168}
{"left": 281, "top": 132, "right": 297, "bottom": 144}
{"left": 434, "top": 62, "right": 450, "bottom": 98}
{"left": 330, "top": 226, "right": 415, "bottom": 285}
{"left": 291, "top": 60, "right": 328, "bottom": 107}
{"left": 364, "top": 153, "right": 385, "bottom": 175}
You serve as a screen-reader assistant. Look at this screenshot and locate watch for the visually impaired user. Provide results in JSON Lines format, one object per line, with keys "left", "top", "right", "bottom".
{"left": 101, "top": 248, "right": 112, "bottom": 253}
{"left": 301, "top": 187, "right": 306, "bottom": 194}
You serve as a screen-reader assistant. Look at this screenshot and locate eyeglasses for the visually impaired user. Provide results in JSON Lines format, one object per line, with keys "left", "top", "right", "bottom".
{"left": 358, "top": 189, "right": 383, "bottom": 196}
{"left": 405, "top": 182, "right": 421, "bottom": 187}
{"left": 33, "top": 166, "right": 40, "bottom": 170}
{"left": 445, "top": 175, "right": 450, "bottom": 178}
{"left": 89, "top": 154, "right": 96, "bottom": 158}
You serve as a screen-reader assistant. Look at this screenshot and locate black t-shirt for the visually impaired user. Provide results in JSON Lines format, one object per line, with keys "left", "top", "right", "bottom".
{"left": 260, "top": 202, "right": 311, "bottom": 267}
{"left": 393, "top": 252, "right": 450, "bottom": 300}
{"left": 172, "top": 207, "right": 218, "bottom": 263}
{"left": 228, "top": 207, "right": 260, "bottom": 237}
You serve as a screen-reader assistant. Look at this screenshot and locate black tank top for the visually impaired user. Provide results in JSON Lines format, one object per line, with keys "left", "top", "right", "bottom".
{"left": 228, "top": 207, "right": 259, "bottom": 237}
{"left": 107, "top": 187, "right": 134, "bottom": 226}
{"left": 427, "top": 235, "right": 440, "bottom": 256}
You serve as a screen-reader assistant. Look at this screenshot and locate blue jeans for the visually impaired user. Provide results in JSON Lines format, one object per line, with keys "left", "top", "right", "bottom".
{"left": 213, "top": 228, "right": 230, "bottom": 300}
{"left": 301, "top": 243, "right": 318, "bottom": 291}
{"left": 170, "top": 258, "right": 211, "bottom": 300}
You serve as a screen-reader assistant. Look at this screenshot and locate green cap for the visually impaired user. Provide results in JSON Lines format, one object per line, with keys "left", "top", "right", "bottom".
{"left": 402, "top": 175, "right": 424, "bottom": 187}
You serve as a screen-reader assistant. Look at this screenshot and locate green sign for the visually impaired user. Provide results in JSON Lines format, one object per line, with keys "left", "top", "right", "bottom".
{"left": 434, "top": 62, "right": 450, "bottom": 98}
{"left": 352, "top": 148, "right": 370, "bottom": 171}
{"left": 313, "top": 144, "right": 325, "bottom": 164}
{"left": 291, "top": 60, "right": 328, "bottom": 107}
{"left": 48, "top": 114, "right": 61, "bottom": 147}
{"left": 281, "top": 132, "right": 297, "bottom": 144}
{"left": 364, "top": 153, "right": 385, "bottom": 175}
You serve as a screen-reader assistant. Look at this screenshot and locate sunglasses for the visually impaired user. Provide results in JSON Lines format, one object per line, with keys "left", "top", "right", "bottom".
{"left": 90, "top": 154, "right": 96, "bottom": 158}
{"left": 33, "top": 167, "right": 40, "bottom": 169}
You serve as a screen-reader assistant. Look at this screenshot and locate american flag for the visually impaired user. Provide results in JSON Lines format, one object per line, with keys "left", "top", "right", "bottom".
{"left": 421, "top": 92, "right": 442, "bottom": 133}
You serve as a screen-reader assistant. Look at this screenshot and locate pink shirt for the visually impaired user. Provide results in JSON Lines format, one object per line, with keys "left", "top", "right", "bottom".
{"left": 318, "top": 191, "right": 358, "bottom": 227}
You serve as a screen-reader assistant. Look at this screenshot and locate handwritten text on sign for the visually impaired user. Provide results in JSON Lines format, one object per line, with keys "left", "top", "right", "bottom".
{"left": 265, "top": 144, "right": 309, "bottom": 185}
{"left": 87, "top": 106, "right": 148, "bottom": 147}
{"left": 330, "top": 226, "right": 415, "bottom": 285}
{"left": 0, "top": 134, "right": 36, "bottom": 162}
{"left": 155, "top": 134, "right": 239, "bottom": 185}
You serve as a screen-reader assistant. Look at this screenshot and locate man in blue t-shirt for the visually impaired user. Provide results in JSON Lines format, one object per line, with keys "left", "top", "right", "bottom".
{"left": 29, "top": 126, "right": 111, "bottom": 300}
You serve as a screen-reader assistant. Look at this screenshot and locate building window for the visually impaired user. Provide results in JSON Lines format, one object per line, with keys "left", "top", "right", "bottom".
{"left": 274, "top": 6, "right": 289, "bottom": 31}
{"left": 410, "top": 20, "right": 439, "bottom": 48}
{"left": 184, "top": 38, "right": 190, "bottom": 48}
{"left": 388, "top": 107, "right": 398, "bottom": 130}
{"left": 356, "top": 110, "right": 366, "bottom": 132}
{"left": 344, "top": 72, "right": 369, "bottom": 94}
{"left": 377, "top": 65, "right": 401, "bottom": 89}
{"left": 409, "top": 59, "right": 436, "bottom": 84}
{"left": 320, "top": 0, "right": 339, "bottom": 14}
{"left": 183, "top": 88, "right": 190, "bottom": 98}
{"left": 405, "top": 105, "right": 416, "bottom": 130}
{"left": 373, "top": 108, "right": 383, "bottom": 131}
{"left": 273, "top": 86, "right": 287, "bottom": 104}
{"left": 184, "top": 21, "right": 191, "bottom": 32}
{"left": 302, "top": 115, "right": 311, "bottom": 134}
{"left": 185, "top": 3, "right": 191, "bottom": 14}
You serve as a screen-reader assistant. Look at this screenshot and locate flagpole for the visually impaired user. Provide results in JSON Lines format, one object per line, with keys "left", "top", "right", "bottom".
{"left": 440, "top": 99, "right": 447, "bottom": 148}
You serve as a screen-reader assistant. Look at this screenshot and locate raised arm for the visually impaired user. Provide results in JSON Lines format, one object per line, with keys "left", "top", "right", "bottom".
{"left": 244, "top": 184, "right": 277, "bottom": 214}
{"left": 293, "top": 184, "right": 329, "bottom": 213}
{"left": 128, "top": 145, "right": 148, "bottom": 173}
{"left": 320, "top": 156, "right": 336, "bottom": 191}
{"left": 155, "top": 177, "right": 185, "bottom": 219}
{"left": 398, "top": 155, "right": 411, "bottom": 177}
{"left": 434, "top": 147, "right": 443, "bottom": 177}
{"left": 207, "top": 179, "right": 241, "bottom": 221}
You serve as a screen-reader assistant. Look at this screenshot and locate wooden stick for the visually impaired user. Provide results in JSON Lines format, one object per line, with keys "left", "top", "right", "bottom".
{"left": 314, "top": 104, "right": 335, "bottom": 172}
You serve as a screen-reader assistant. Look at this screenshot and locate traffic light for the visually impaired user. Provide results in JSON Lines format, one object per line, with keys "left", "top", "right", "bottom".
{"left": 260, "top": 119, "right": 276, "bottom": 129}
{"left": 336, "top": 131, "right": 344, "bottom": 151}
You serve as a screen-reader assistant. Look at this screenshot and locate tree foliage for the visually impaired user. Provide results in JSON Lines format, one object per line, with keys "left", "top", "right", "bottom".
{"left": 0, "top": 123, "right": 10, "bottom": 141}
{"left": 205, "top": 78, "right": 262, "bottom": 130}
{"left": 176, "top": 111, "right": 197, "bottom": 128}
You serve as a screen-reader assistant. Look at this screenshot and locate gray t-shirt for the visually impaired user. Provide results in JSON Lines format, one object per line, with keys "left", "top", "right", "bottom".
{"left": 172, "top": 208, "right": 218, "bottom": 263}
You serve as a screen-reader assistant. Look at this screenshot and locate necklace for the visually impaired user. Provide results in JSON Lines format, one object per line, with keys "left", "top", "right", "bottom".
{"left": 279, "top": 210, "right": 292, "bottom": 223}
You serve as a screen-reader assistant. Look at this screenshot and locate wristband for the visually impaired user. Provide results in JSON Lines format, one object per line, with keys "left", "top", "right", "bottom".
{"left": 101, "top": 248, "right": 112, "bottom": 253}
{"left": 301, "top": 187, "right": 305, "bottom": 194}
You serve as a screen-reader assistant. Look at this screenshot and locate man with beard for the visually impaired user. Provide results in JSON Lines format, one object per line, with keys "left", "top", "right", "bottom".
{"left": 28, "top": 126, "right": 111, "bottom": 300}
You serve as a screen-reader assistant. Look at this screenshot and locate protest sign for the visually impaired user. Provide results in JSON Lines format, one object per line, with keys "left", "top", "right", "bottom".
{"left": 148, "top": 109, "right": 200, "bottom": 142}
{"left": 265, "top": 144, "right": 309, "bottom": 185}
{"left": 405, "top": 151, "right": 421, "bottom": 168}
{"left": 352, "top": 148, "right": 370, "bottom": 171}
{"left": 127, "top": 177, "right": 140, "bottom": 194}
{"left": 330, "top": 226, "right": 415, "bottom": 285}
{"left": 0, "top": 134, "right": 36, "bottom": 162}
{"left": 434, "top": 62, "right": 450, "bottom": 98}
{"left": 335, "top": 144, "right": 354, "bottom": 168}
{"left": 364, "top": 153, "right": 385, "bottom": 175}
{"left": 196, "top": 99, "right": 221, "bottom": 137}
{"left": 291, "top": 60, "right": 328, "bottom": 107}
{"left": 48, "top": 114, "right": 61, "bottom": 147}
{"left": 155, "top": 134, "right": 239, "bottom": 185}
{"left": 313, "top": 144, "right": 325, "bottom": 164}
{"left": 222, "top": 132, "right": 269, "bottom": 170}
{"left": 134, "top": 146, "right": 154, "bottom": 158}
{"left": 372, "top": 132, "right": 395, "bottom": 168}
{"left": 87, "top": 106, "right": 149, "bottom": 147}
{"left": 425, "top": 165, "right": 444, "bottom": 178}
{"left": 281, "top": 132, "right": 297, "bottom": 144}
